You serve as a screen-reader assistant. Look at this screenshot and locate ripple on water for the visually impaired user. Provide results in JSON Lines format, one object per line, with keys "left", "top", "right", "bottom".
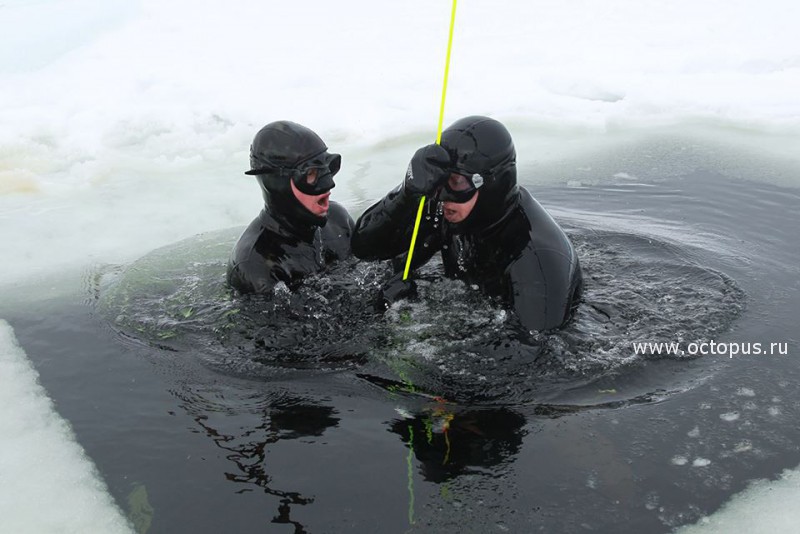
{"left": 96, "top": 225, "right": 744, "bottom": 407}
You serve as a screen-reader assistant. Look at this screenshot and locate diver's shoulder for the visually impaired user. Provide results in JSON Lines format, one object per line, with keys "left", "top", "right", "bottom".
{"left": 230, "top": 225, "right": 257, "bottom": 261}
{"left": 327, "top": 201, "right": 355, "bottom": 228}
{"left": 515, "top": 185, "right": 576, "bottom": 252}
{"left": 230, "top": 210, "right": 285, "bottom": 263}
{"left": 327, "top": 200, "right": 352, "bottom": 217}
{"left": 231, "top": 213, "right": 266, "bottom": 253}
{"left": 516, "top": 185, "right": 542, "bottom": 210}
{"left": 516, "top": 186, "right": 558, "bottom": 223}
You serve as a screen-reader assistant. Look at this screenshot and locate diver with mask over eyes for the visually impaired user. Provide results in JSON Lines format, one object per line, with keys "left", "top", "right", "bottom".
{"left": 352, "top": 116, "right": 582, "bottom": 332}
{"left": 227, "top": 121, "right": 354, "bottom": 294}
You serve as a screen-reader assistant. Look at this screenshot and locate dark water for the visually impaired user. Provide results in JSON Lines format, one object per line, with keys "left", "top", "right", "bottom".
{"left": 6, "top": 171, "right": 800, "bottom": 533}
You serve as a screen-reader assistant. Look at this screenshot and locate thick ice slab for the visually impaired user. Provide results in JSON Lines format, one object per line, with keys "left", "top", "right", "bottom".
{"left": 0, "top": 320, "right": 132, "bottom": 534}
{"left": 676, "top": 469, "right": 800, "bottom": 533}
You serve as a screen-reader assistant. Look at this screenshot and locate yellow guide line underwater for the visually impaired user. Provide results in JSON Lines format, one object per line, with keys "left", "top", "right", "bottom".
{"left": 402, "top": 0, "right": 458, "bottom": 281}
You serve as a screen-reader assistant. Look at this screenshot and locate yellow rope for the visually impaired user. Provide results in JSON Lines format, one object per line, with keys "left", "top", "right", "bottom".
{"left": 436, "top": 0, "right": 458, "bottom": 146}
{"left": 402, "top": 0, "right": 458, "bottom": 281}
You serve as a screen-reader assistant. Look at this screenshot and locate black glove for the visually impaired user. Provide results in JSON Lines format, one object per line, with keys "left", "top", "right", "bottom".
{"left": 374, "top": 272, "right": 418, "bottom": 312}
{"left": 404, "top": 144, "right": 451, "bottom": 197}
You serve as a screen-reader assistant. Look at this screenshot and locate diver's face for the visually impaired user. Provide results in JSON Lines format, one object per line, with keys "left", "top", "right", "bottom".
{"left": 291, "top": 177, "right": 330, "bottom": 217}
{"left": 441, "top": 172, "right": 479, "bottom": 223}
{"left": 443, "top": 190, "right": 478, "bottom": 223}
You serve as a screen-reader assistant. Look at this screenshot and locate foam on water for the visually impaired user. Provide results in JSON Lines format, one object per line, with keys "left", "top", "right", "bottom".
{"left": 0, "top": 320, "right": 132, "bottom": 533}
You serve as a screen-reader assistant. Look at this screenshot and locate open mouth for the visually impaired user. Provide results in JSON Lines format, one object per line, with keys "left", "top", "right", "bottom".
{"left": 316, "top": 193, "right": 330, "bottom": 212}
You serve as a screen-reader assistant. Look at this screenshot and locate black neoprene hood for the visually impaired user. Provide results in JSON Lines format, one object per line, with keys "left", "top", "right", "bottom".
{"left": 440, "top": 116, "right": 516, "bottom": 175}
{"left": 245, "top": 120, "right": 329, "bottom": 175}
{"left": 246, "top": 121, "right": 337, "bottom": 229}
{"left": 439, "top": 116, "right": 518, "bottom": 230}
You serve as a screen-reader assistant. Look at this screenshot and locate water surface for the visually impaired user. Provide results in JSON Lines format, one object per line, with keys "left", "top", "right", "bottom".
{"left": 5, "top": 160, "right": 799, "bottom": 532}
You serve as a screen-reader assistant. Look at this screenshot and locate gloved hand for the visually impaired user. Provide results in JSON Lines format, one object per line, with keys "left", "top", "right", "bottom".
{"left": 374, "top": 272, "right": 418, "bottom": 312}
{"left": 404, "top": 144, "right": 451, "bottom": 197}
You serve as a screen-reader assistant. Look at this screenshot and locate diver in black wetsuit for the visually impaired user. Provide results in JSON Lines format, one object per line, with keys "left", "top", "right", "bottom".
{"left": 352, "top": 116, "right": 582, "bottom": 332}
{"left": 227, "top": 121, "right": 354, "bottom": 294}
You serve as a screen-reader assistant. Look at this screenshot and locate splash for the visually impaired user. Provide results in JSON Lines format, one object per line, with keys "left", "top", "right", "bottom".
{"left": 97, "top": 224, "right": 743, "bottom": 406}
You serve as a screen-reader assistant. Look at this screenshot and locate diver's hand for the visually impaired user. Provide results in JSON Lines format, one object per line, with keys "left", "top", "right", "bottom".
{"left": 404, "top": 144, "right": 450, "bottom": 197}
{"left": 375, "top": 272, "right": 418, "bottom": 312}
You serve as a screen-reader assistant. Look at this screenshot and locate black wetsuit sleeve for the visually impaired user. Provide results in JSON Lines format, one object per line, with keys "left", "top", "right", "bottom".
{"left": 352, "top": 185, "right": 438, "bottom": 264}
{"left": 506, "top": 193, "right": 583, "bottom": 331}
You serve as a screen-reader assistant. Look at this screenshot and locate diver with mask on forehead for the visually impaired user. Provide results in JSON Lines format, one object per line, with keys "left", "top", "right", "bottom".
{"left": 227, "top": 121, "right": 354, "bottom": 294}
{"left": 352, "top": 116, "right": 582, "bottom": 332}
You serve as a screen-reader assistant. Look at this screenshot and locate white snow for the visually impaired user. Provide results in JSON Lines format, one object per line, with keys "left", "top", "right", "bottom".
{"left": 1, "top": 0, "right": 799, "bottom": 287}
